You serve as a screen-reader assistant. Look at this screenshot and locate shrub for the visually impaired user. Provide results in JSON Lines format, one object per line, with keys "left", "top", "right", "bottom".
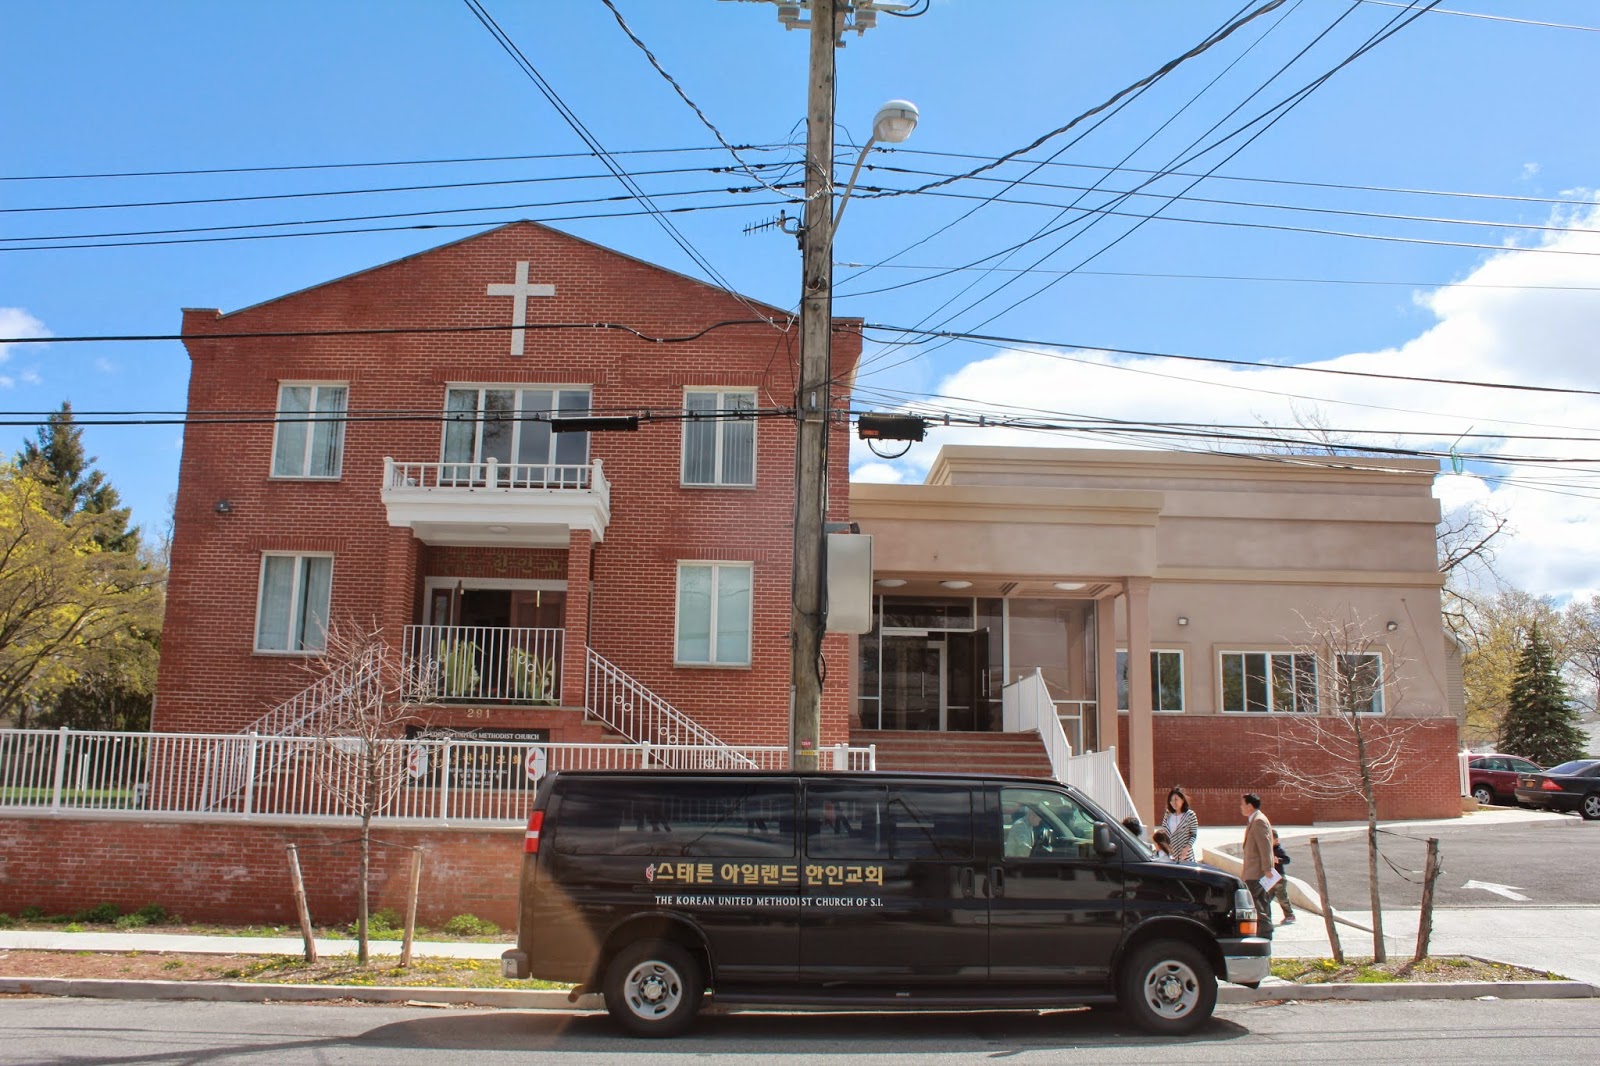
{"left": 134, "top": 903, "right": 168, "bottom": 925}
{"left": 371, "top": 907, "right": 403, "bottom": 932}
{"left": 19, "top": 906, "right": 44, "bottom": 921}
{"left": 114, "top": 913, "right": 150, "bottom": 929}
{"left": 0, "top": 913, "right": 14, "bottom": 929}
{"left": 443, "top": 913, "right": 500, "bottom": 937}
{"left": 73, "top": 903, "right": 120, "bottom": 924}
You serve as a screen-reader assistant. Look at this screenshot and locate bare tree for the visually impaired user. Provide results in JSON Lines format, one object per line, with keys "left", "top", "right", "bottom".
{"left": 298, "top": 622, "right": 436, "bottom": 963}
{"left": 1254, "top": 612, "right": 1427, "bottom": 962}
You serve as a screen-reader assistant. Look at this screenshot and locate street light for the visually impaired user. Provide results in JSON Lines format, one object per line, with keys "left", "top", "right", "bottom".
{"left": 833, "top": 100, "right": 919, "bottom": 232}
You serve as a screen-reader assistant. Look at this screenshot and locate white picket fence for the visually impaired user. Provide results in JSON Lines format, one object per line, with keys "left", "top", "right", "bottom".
{"left": 0, "top": 729, "right": 876, "bottom": 826}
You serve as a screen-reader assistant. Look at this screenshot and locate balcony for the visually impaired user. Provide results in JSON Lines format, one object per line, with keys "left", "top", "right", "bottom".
{"left": 381, "top": 457, "right": 610, "bottom": 547}
{"left": 402, "top": 625, "right": 564, "bottom": 704}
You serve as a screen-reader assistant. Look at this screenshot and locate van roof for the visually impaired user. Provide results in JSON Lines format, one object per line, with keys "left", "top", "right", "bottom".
{"left": 546, "top": 769, "right": 1074, "bottom": 789}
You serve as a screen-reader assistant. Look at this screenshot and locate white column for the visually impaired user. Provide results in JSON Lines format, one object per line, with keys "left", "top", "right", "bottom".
{"left": 1124, "top": 577, "right": 1155, "bottom": 826}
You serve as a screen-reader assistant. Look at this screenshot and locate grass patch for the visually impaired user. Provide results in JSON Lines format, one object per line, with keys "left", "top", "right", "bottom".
{"left": 1269, "top": 955, "right": 1564, "bottom": 984}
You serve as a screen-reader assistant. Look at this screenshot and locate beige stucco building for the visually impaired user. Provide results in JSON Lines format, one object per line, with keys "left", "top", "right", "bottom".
{"left": 849, "top": 447, "right": 1461, "bottom": 824}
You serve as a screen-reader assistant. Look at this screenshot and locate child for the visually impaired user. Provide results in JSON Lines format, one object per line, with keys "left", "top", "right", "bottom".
{"left": 1271, "top": 830, "right": 1295, "bottom": 924}
{"left": 1151, "top": 825, "right": 1175, "bottom": 861}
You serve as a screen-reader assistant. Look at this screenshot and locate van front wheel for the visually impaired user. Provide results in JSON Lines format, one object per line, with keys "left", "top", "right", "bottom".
{"left": 1117, "top": 940, "right": 1217, "bottom": 1035}
{"left": 603, "top": 940, "right": 703, "bottom": 1037}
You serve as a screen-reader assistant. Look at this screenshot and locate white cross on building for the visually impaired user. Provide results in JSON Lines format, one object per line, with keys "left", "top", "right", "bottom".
{"left": 486, "top": 260, "right": 556, "bottom": 357}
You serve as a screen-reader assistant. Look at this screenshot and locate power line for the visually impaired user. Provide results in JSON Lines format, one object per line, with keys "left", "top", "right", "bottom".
{"left": 835, "top": 261, "right": 1600, "bottom": 293}
{"left": 0, "top": 318, "right": 809, "bottom": 345}
{"left": 596, "top": 0, "right": 799, "bottom": 202}
{"left": 0, "top": 144, "right": 796, "bottom": 182}
{"left": 1351, "top": 0, "right": 1600, "bottom": 31}
{"left": 860, "top": 321, "right": 1600, "bottom": 397}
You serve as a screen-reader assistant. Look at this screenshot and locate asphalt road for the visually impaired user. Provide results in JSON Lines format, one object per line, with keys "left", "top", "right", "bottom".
{"left": 1, "top": 997, "right": 1597, "bottom": 1064}
{"left": 1292, "top": 814, "right": 1599, "bottom": 911}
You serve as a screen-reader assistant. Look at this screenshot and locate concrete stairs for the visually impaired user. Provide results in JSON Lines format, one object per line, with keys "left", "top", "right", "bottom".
{"left": 853, "top": 729, "right": 1054, "bottom": 779}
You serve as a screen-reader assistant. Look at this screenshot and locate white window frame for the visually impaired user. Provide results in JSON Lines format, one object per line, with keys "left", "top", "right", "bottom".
{"left": 1115, "top": 649, "right": 1185, "bottom": 713}
{"left": 439, "top": 384, "right": 593, "bottom": 472}
{"left": 681, "top": 387, "right": 757, "bottom": 488}
{"left": 270, "top": 382, "right": 348, "bottom": 479}
{"left": 1219, "top": 650, "right": 1320, "bottom": 714}
{"left": 1335, "top": 653, "right": 1386, "bottom": 716}
{"left": 673, "top": 561, "right": 753, "bottom": 667}
{"left": 254, "top": 552, "right": 334, "bottom": 654}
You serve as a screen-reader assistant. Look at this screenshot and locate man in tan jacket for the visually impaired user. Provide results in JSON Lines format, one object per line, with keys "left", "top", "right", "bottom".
{"left": 1240, "top": 793, "right": 1275, "bottom": 936}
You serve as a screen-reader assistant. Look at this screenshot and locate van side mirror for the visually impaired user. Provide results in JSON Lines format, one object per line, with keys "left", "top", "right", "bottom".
{"left": 1092, "top": 821, "right": 1118, "bottom": 858}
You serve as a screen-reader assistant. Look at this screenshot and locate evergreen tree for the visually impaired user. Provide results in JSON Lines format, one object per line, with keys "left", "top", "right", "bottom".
{"left": 18, "top": 402, "right": 139, "bottom": 552}
{"left": 1499, "top": 623, "right": 1586, "bottom": 765}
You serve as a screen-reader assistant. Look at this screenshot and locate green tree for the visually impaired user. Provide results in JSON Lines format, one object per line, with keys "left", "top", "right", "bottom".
{"left": 17, "top": 401, "right": 138, "bottom": 552}
{"left": 1498, "top": 624, "right": 1586, "bottom": 766}
{"left": 0, "top": 466, "right": 164, "bottom": 728}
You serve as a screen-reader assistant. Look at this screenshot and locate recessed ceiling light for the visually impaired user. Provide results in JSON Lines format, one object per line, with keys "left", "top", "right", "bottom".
{"left": 940, "top": 579, "right": 973, "bottom": 590}
{"left": 487, "top": 525, "right": 510, "bottom": 534}
{"left": 1054, "top": 581, "right": 1087, "bottom": 591}
{"left": 875, "top": 578, "right": 907, "bottom": 588}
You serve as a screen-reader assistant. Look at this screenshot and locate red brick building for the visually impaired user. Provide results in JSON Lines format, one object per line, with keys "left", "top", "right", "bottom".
{"left": 155, "top": 221, "right": 859, "bottom": 749}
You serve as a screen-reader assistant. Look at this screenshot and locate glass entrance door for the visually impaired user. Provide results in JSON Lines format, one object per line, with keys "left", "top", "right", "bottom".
{"left": 881, "top": 636, "right": 945, "bottom": 731}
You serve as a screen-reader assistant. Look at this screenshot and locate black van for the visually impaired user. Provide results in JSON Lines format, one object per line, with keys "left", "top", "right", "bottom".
{"left": 501, "top": 771, "right": 1268, "bottom": 1037}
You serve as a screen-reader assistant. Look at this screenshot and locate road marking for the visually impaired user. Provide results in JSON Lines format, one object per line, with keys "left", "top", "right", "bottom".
{"left": 1462, "top": 879, "right": 1531, "bottom": 901}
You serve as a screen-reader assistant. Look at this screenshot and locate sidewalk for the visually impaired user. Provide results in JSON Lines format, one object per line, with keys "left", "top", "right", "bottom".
{"left": 1191, "top": 807, "right": 1600, "bottom": 985}
{"left": 0, "top": 930, "right": 507, "bottom": 959}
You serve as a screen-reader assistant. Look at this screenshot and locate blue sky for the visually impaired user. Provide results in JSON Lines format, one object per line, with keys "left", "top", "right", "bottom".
{"left": 4, "top": 1, "right": 1599, "bottom": 596}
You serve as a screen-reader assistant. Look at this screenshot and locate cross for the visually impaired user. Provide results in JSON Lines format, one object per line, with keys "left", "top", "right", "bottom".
{"left": 486, "top": 260, "right": 556, "bottom": 357}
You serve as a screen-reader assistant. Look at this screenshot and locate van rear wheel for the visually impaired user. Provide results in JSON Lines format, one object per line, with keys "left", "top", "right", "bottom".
{"left": 1117, "top": 940, "right": 1217, "bottom": 1035}
{"left": 603, "top": 940, "right": 703, "bottom": 1037}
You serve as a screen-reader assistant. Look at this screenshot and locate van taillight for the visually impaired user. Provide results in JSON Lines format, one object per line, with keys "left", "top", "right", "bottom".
{"left": 524, "top": 810, "right": 544, "bottom": 854}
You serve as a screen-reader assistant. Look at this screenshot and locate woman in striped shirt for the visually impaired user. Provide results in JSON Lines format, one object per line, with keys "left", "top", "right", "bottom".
{"left": 1162, "top": 786, "right": 1199, "bottom": 862}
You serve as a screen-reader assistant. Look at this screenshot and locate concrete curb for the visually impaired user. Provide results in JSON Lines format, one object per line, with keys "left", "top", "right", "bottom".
{"left": 3, "top": 975, "right": 1594, "bottom": 1010}
{"left": 1220, "top": 979, "right": 1599, "bottom": 1004}
{"left": 0, "top": 976, "right": 607, "bottom": 1010}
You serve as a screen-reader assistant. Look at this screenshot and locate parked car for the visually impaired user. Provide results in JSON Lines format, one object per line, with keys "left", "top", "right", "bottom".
{"left": 501, "top": 770, "right": 1268, "bottom": 1037}
{"left": 1513, "top": 759, "right": 1600, "bottom": 819}
{"left": 1467, "top": 753, "right": 1543, "bottom": 806}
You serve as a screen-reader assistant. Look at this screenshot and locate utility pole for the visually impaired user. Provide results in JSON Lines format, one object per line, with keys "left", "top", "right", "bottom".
{"left": 790, "top": 0, "right": 839, "bottom": 771}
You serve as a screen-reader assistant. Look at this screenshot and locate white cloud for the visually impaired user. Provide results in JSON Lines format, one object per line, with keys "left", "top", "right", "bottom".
{"left": 850, "top": 202, "right": 1600, "bottom": 601}
{"left": 1521, "top": 162, "right": 1541, "bottom": 180}
{"left": 0, "top": 375, "right": 13, "bottom": 389}
{"left": 0, "top": 307, "right": 50, "bottom": 364}
{"left": 94, "top": 357, "right": 117, "bottom": 375}
{"left": 19, "top": 369, "right": 41, "bottom": 385}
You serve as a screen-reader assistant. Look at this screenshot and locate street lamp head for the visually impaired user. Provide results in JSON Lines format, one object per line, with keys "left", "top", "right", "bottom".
{"left": 872, "top": 100, "right": 919, "bottom": 144}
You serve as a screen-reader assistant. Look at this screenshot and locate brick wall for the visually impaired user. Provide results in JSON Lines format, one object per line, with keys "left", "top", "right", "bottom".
{"left": 1117, "top": 714, "right": 1462, "bottom": 825}
{"left": 156, "top": 221, "right": 859, "bottom": 747}
{"left": 0, "top": 817, "right": 523, "bottom": 928}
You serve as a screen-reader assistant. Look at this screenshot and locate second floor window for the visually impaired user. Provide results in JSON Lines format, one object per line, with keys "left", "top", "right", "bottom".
{"left": 256, "top": 553, "right": 332, "bottom": 653}
{"left": 442, "top": 387, "right": 591, "bottom": 484}
{"left": 271, "top": 383, "right": 347, "bottom": 478}
{"left": 682, "top": 389, "right": 755, "bottom": 486}
{"left": 675, "top": 561, "right": 752, "bottom": 666}
{"left": 1335, "top": 653, "right": 1385, "bottom": 715}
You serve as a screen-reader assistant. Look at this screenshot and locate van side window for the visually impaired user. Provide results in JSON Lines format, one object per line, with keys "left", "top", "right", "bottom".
{"left": 550, "top": 781, "right": 796, "bottom": 858}
{"left": 1000, "top": 787, "right": 1100, "bottom": 860}
{"left": 806, "top": 783, "right": 973, "bottom": 861}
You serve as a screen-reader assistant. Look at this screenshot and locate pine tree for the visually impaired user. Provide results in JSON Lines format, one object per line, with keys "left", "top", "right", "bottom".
{"left": 18, "top": 401, "right": 138, "bottom": 552}
{"left": 1498, "top": 623, "right": 1586, "bottom": 766}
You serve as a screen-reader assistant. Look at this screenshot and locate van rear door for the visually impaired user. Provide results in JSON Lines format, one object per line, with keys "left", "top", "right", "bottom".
{"left": 987, "top": 784, "right": 1126, "bottom": 987}
{"left": 798, "top": 780, "right": 987, "bottom": 986}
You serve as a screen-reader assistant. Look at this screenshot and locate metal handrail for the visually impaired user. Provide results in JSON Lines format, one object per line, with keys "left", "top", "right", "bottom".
{"left": 585, "top": 648, "right": 758, "bottom": 769}
{"left": 384, "top": 457, "right": 605, "bottom": 493}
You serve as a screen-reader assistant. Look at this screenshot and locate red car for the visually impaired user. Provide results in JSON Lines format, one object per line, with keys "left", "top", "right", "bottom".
{"left": 1467, "top": 753, "right": 1543, "bottom": 806}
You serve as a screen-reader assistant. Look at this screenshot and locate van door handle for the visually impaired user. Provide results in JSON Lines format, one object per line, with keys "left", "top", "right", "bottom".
{"left": 990, "top": 866, "right": 1005, "bottom": 898}
{"left": 959, "top": 867, "right": 975, "bottom": 899}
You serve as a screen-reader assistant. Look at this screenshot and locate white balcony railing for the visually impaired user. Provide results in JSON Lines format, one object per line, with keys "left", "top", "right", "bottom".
{"left": 0, "top": 729, "right": 878, "bottom": 826}
{"left": 380, "top": 458, "right": 611, "bottom": 547}
{"left": 402, "top": 625, "right": 563, "bottom": 704}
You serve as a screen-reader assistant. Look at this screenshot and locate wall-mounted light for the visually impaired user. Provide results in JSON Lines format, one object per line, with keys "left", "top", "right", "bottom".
{"left": 875, "top": 578, "right": 907, "bottom": 588}
{"left": 214, "top": 500, "right": 232, "bottom": 514}
{"left": 1386, "top": 620, "right": 1399, "bottom": 632}
{"left": 940, "top": 579, "right": 972, "bottom": 590}
{"left": 487, "top": 525, "right": 510, "bottom": 534}
{"left": 1053, "top": 581, "right": 1087, "bottom": 591}
{"left": 1177, "top": 616, "right": 1189, "bottom": 627}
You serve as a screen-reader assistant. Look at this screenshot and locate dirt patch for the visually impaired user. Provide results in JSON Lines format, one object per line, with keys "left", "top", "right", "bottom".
{"left": 0, "top": 950, "right": 564, "bottom": 990}
{"left": 1271, "top": 955, "right": 1564, "bottom": 984}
